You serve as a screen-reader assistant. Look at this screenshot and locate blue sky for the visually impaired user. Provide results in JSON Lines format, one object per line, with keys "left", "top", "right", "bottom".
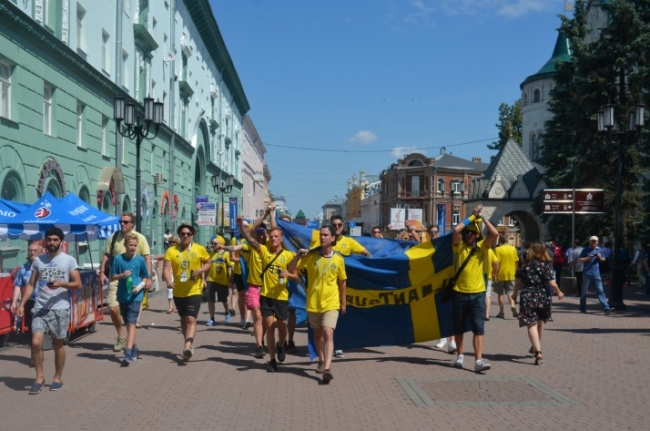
{"left": 209, "top": 0, "right": 571, "bottom": 219}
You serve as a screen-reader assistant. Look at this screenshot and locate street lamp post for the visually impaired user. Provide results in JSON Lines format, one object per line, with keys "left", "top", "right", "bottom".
{"left": 113, "top": 97, "right": 163, "bottom": 233}
{"left": 211, "top": 174, "right": 234, "bottom": 235}
{"left": 597, "top": 103, "right": 645, "bottom": 310}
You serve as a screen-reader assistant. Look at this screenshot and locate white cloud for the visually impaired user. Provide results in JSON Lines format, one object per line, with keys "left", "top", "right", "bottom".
{"left": 392, "top": 146, "right": 422, "bottom": 159}
{"left": 349, "top": 130, "right": 378, "bottom": 146}
{"left": 440, "top": 0, "right": 553, "bottom": 18}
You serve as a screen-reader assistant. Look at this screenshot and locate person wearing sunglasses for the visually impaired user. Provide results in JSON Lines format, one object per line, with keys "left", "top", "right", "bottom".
{"left": 450, "top": 205, "right": 498, "bottom": 373}
{"left": 428, "top": 225, "right": 440, "bottom": 240}
{"left": 205, "top": 235, "right": 233, "bottom": 326}
{"left": 99, "top": 212, "right": 152, "bottom": 353}
{"left": 371, "top": 227, "right": 383, "bottom": 238}
{"left": 163, "top": 223, "right": 211, "bottom": 362}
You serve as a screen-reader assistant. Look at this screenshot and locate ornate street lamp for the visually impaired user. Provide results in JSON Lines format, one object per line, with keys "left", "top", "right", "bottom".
{"left": 597, "top": 103, "right": 645, "bottom": 310}
{"left": 113, "top": 97, "right": 163, "bottom": 233}
{"left": 211, "top": 174, "right": 235, "bottom": 235}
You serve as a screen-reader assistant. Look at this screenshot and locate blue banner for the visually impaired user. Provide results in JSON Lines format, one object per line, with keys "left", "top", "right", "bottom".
{"left": 437, "top": 203, "right": 446, "bottom": 236}
{"left": 229, "top": 197, "right": 237, "bottom": 230}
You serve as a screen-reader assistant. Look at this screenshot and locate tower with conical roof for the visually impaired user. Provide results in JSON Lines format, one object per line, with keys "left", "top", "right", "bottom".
{"left": 520, "top": 31, "right": 572, "bottom": 170}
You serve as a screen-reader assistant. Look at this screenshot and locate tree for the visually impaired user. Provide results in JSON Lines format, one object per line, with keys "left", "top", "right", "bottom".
{"left": 488, "top": 99, "right": 522, "bottom": 151}
{"left": 539, "top": 0, "right": 650, "bottom": 244}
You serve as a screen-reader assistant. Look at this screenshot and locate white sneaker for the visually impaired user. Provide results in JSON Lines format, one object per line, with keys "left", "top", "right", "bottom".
{"left": 447, "top": 341, "right": 457, "bottom": 354}
{"left": 453, "top": 354, "right": 464, "bottom": 369}
{"left": 474, "top": 360, "right": 491, "bottom": 373}
{"left": 435, "top": 339, "right": 447, "bottom": 349}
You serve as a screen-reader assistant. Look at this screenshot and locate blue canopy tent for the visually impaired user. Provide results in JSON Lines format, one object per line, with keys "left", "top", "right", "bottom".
{"left": 0, "top": 198, "right": 29, "bottom": 218}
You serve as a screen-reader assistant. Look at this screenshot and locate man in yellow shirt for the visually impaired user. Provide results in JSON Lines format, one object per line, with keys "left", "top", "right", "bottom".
{"left": 451, "top": 205, "right": 498, "bottom": 373}
{"left": 163, "top": 223, "right": 211, "bottom": 362}
{"left": 484, "top": 246, "right": 499, "bottom": 321}
{"left": 206, "top": 235, "right": 233, "bottom": 326}
{"left": 494, "top": 234, "right": 519, "bottom": 319}
{"left": 230, "top": 220, "right": 251, "bottom": 328}
{"left": 289, "top": 224, "right": 347, "bottom": 384}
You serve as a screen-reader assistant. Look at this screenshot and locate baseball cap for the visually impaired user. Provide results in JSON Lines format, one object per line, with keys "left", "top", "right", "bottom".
{"left": 463, "top": 222, "right": 480, "bottom": 233}
{"left": 590, "top": 235, "right": 598, "bottom": 241}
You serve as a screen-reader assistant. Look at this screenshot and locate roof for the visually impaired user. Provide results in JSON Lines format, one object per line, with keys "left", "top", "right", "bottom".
{"left": 433, "top": 153, "right": 489, "bottom": 172}
{"left": 481, "top": 138, "right": 541, "bottom": 196}
{"left": 521, "top": 31, "right": 572, "bottom": 88}
{"left": 295, "top": 209, "right": 306, "bottom": 218}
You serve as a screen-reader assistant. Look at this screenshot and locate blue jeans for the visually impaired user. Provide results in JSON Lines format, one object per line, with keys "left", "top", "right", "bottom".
{"left": 581, "top": 274, "right": 610, "bottom": 312}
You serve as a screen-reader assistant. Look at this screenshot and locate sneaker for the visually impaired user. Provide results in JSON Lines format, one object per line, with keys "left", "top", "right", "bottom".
{"left": 316, "top": 361, "right": 325, "bottom": 374}
{"left": 453, "top": 354, "right": 464, "bottom": 369}
{"left": 229, "top": 308, "right": 236, "bottom": 316}
{"left": 253, "top": 345, "right": 265, "bottom": 358}
{"left": 435, "top": 339, "right": 447, "bottom": 349}
{"left": 206, "top": 319, "right": 215, "bottom": 326}
{"left": 239, "top": 318, "right": 246, "bottom": 328}
{"left": 496, "top": 311, "right": 505, "bottom": 319}
{"left": 131, "top": 344, "right": 139, "bottom": 361}
{"left": 447, "top": 341, "right": 457, "bottom": 354}
{"left": 334, "top": 350, "right": 345, "bottom": 358}
{"left": 286, "top": 340, "right": 297, "bottom": 353}
{"left": 605, "top": 307, "right": 613, "bottom": 315}
{"left": 277, "top": 342, "right": 286, "bottom": 363}
{"left": 322, "top": 369, "right": 333, "bottom": 384}
{"left": 121, "top": 348, "right": 133, "bottom": 367}
{"left": 182, "top": 347, "right": 193, "bottom": 362}
{"left": 113, "top": 336, "right": 126, "bottom": 352}
{"left": 266, "top": 359, "right": 278, "bottom": 372}
{"left": 244, "top": 320, "right": 253, "bottom": 329}
{"left": 511, "top": 306, "right": 518, "bottom": 319}
{"left": 225, "top": 314, "right": 231, "bottom": 323}
{"left": 474, "top": 360, "right": 491, "bottom": 373}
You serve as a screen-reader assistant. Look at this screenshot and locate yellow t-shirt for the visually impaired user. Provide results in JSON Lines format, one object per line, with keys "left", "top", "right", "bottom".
{"left": 105, "top": 231, "right": 151, "bottom": 257}
{"left": 241, "top": 242, "right": 263, "bottom": 286}
{"left": 495, "top": 244, "right": 519, "bottom": 281}
{"left": 230, "top": 237, "right": 246, "bottom": 275}
{"left": 207, "top": 250, "right": 232, "bottom": 285}
{"left": 484, "top": 248, "right": 499, "bottom": 279}
{"left": 310, "top": 233, "right": 366, "bottom": 257}
{"left": 452, "top": 239, "right": 489, "bottom": 294}
{"left": 164, "top": 243, "right": 209, "bottom": 297}
{"left": 259, "top": 245, "right": 296, "bottom": 301}
{"left": 297, "top": 251, "right": 347, "bottom": 313}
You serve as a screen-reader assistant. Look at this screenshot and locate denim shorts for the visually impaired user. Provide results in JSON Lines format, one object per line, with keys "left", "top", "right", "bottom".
{"left": 119, "top": 300, "right": 142, "bottom": 325}
{"left": 451, "top": 291, "right": 486, "bottom": 336}
{"left": 32, "top": 308, "right": 70, "bottom": 340}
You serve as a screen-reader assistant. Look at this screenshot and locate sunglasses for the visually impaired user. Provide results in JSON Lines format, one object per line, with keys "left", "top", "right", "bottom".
{"left": 462, "top": 230, "right": 478, "bottom": 235}
{"left": 333, "top": 223, "right": 343, "bottom": 227}
{"left": 119, "top": 220, "right": 132, "bottom": 224}
{"left": 179, "top": 232, "right": 193, "bottom": 237}
{"left": 372, "top": 231, "right": 380, "bottom": 234}
{"left": 211, "top": 242, "right": 219, "bottom": 245}
{"left": 430, "top": 231, "right": 439, "bottom": 235}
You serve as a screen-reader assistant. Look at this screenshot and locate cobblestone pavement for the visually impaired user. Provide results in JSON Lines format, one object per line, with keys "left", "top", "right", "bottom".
{"left": 1, "top": 280, "right": 649, "bottom": 431}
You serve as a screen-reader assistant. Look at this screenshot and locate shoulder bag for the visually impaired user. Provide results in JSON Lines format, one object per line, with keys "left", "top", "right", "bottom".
{"left": 103, "top": 233, "right": 120, "bottom": 278}
{"left": 441, "top": 246, "right": 477, "bottom": 303}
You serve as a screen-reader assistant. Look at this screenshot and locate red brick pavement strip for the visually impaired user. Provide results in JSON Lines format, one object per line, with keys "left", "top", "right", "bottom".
{"left": 1, "top": 286, "right": 650, "bottom": 431}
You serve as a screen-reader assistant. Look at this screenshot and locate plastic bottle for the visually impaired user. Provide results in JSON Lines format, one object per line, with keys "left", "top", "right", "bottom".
{"left": 126, "top": 275, "right": 133, "bottom": 291}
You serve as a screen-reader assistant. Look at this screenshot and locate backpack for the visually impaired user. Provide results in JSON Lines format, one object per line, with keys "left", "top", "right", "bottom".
{"left": 553, "top": 245, "right": 565, "bottom": 266}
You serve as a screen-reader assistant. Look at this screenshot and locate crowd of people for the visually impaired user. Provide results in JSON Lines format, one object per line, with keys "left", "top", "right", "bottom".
{"left": 9, "top": 203, "right": 638, "bottom": 393}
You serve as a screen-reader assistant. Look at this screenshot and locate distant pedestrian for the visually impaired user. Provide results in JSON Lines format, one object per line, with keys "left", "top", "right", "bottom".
{"left": 631, "top": 244, "right": 646, "bottom": 288}
{"left": 163, "top": 230, "right": 172, "bottom": 251}
{"left": 371, "top": 227, "right": 383, "bottom": 238}
{"left": 494, "top": 234, "right": 518, "bottom": 319}
{"left": 513, "top": 242, "right": 564, "bottom": 366}
{"left": 17, "top": 227, "right": 82, "bottom": 394}
{"left": 550, "top": 238, "right": 565, "bottom": 288}
{"left": 578, "top": 236, "right": 613, "bottom": 314}
{"left": 428, "top": 225, "right": 440, "bottom": 241}
{"left": 205, "top": 235, "right": 233, "bottom": 326}
{"left": 571, "top": 240, "right": 584, "bottom": 297}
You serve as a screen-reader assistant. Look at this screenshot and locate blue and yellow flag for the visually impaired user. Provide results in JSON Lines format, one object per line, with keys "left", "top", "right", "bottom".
{"left": 277, "top": 219, "right": 456, "bottom": 350}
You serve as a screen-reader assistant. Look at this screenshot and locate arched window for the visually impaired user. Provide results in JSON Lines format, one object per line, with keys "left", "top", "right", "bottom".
{"left": 533, "top": 89, "right": 541, "bottom": 103}
{"left": 408, "top": 160, "right": 423, "bottom": 167}
{"left": 122, "top": 195, "right": 132, "bottom": 213}
{"left": 523, "top": 93, "right": 528, "bottom": 106}
{"left": 78, "top": 186, "right": 91, "bottom": 204}
{"left": 411, "top": 176, "right": 420, "bottom": 197}
{"left": 1, "top": 171, "right": 25, "bottom": 202}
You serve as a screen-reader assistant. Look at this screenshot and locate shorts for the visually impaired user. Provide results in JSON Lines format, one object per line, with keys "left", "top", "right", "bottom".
{"left": 106, "top": 279, "right": 119, "bottom": 307}
{"left": 207, "top": 282, "right": 229, "bottom": 303}
{"left": 260, "top": 296, "right": 289, "bottom": 320}
{"left": 23, "top": 299, "right": 35, "bottom": 331}
{"left": 308, "top": 310, "right": 339, "bottom": 330}
{"left": 451, "top": 291, "right": 486, "bottom": 336}
{"left": 173, "top": 295, "right": 202, "bottom": 318}
{"left": 233, "top": 273, "right": 246, "bottom": 292}
{"left": 246, "top": 285, "right": 261, "bottom": 310}
{"left": 32, "top": 308, "right": 70, "bottom": 340}
{"left": 485, "top": 279, "right": 493, "bottom": 297}
{"left": 494, "top": 280, "right": 515, "bottom": 296}
{"left": 119, "top": 300, "right": 142, "bottom": 325}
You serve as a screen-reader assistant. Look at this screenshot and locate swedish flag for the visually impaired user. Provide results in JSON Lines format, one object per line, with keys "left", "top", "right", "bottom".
{"left": 278, "top": 219, "right": 455, "bottom": 350}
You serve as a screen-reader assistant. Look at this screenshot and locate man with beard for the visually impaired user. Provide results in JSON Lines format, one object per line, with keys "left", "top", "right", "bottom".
{"left": 17, "top": 227, "right": 81, "bottom": 394}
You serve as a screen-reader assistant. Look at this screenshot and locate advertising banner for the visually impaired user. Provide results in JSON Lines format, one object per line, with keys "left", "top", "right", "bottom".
{"left": 437, "top": 204, "right": 446, "bottom": 236}
{"left": 389, "top": 208, "right": 405, "bottom": 230}
{"left": 229, "top": 197, "right": 238, "bottom": 229}
{"left": 196, "top": 202, "right": 217, "bottom": 226}
{"left": 69, "top": 271, "right": 101, "bottom": 331}
{"left": 406, "top": 208, "right": 423, "bottom": 230}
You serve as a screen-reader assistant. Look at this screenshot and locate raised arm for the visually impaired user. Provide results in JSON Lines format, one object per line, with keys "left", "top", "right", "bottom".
{"left": 453, "top": 205, "right": 482, "bottom": 246}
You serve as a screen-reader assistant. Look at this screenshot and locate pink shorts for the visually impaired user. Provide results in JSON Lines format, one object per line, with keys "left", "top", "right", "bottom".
{"left": 245, "top": 285, "right": 261, "bottom": 310}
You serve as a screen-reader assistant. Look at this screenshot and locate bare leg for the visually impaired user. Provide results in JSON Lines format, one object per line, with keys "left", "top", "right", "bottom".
{"left": 314, "top": 327, "right": 324, "bottom": 363}
{"left": 276, "top": 319, "right": 287, "bottom": 346}
{"left": 207, "top": 301, "right": 216, "bottom": 321}
{"left": 455, "top": 333, "right": 464, "bottom": 356}
{"left": 237, "top": 291, "right": 247, "bottom": 319}
{"left": 472, "top": 334, "right": 484, "bottom": 360}
{"left": 51, "top": 338, "right": 66, "bottom": 384}
{"left": 322, "top": 327, "right": 335, "bottom": 369}
{"left": 264, "top": 315, "right": 276, "bottom": 360}
{"left": 527, "top": 323, "right": 541, "bottom": 352}
{"left": 485, "top": 292, "right": 491, "bottom": 318}
{"left": 497, "top": 294, "right": 505, "bottom": 314}
{"left": 252, "top": 308, "right": 263, "bottom": 347}
{"left": 182, "top": 316, "right": 197, "bottom": 349}
{"left": 109, "top": 306, "right": 124, "bottom": 338}
{"left": 31, "top": 332, "right": 45, "bottom": 383}
{"left": 125, "top": 323, "right": 136, "bottom": 350}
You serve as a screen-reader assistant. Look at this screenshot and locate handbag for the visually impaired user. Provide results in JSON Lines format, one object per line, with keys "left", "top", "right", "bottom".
{"left": 103, "top": 233, "right": 120, "bottom": 277}
{"left": 441, "top": 246, "right": 477, "bottom": 302}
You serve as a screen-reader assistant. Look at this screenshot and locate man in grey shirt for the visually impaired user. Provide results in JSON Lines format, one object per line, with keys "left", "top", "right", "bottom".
{"left": 18, "top": 227, "right": 81, "bottom": 395}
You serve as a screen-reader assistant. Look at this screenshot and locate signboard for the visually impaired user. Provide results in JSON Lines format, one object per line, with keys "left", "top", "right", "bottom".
{"left": 196, "top": 202, "right": 216, "bottom": 226}
{"left": 437, "top": 204, "right": 446, "bottom": 236}
{"left": 407, "top": 208, "right": 423, "bottom": 230}
{"left": 228, "top": 197, "right": 237, "bottom": 228}
{"left": 388, "top": 208, "right": 405, "bottom": 230}
{"left": 195, "top": 195, "right": 208, "bottom": 204}
{"left": 350, "top": 227, "right": 362, "bottom": 236}
{"left": 348, "top": 221, "right": 356, "bottom": 229}
{"left": 543, "top": 188, "right": 604, "bottom": 214}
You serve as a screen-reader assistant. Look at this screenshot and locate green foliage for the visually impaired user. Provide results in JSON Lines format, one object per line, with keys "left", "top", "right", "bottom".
{"left": 540, "top": 0, "right": 650, "bottom": 244}
{"left": 489, "top": 99, "right": 522, "bottom": 151}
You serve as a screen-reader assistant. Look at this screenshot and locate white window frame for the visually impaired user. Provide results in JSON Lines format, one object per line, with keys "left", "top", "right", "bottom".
{"left": 76, "top": 4, "right": 86, "bottom": 52}
{"left": 437, "top": 178, "right": 445, "bottom": 193}
{"left": 43, "top": 85, "right": 53, "bottom": 135}
{"left": 509, "top": 216, "right": 516, "bottom": 227}
{"left": 76, "top": 101, "right": 84, "bottom": 147}
{"left": 122, "top": 50, "right": 129, "bottom": 89}
{"left": 451, "top": 180, "right": 462, "bottom": 193}
{"left": 0, "top": 60, "right": 12, "bottom": 119}
{"left": 101, "top": 115, "right": 108, "bottom": 156}
{"left": 102, "top": 30, "right": 110, "bottom": 73}
{"left": 452, "top": 211, "right": 460, "bottom": 226}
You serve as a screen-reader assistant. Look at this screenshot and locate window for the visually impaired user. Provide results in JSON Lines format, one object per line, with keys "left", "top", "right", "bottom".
{"left": 509, "top": 216, "right": 516, "bottom": 227}
{"left": 437, "top": 178, "right": 445, "bottom": 193}
{"left": 498, "top": 217, "right": 504, "bottom": 226}
{"left": 43, "top": 85, "right": 53, "bottom": 135}
{"left": 122, "top": 50, "right": 129, "bottom": 88}
{"left": 76, "top": 4, "right": 86, "bottom": 52}
{"left": 523, "top": 93, "right": 528, "bottom": 106}
{"left": 180, "top": 102, "right": 187, "bottom": 138}
{"left": 150, "top": 144, "right": 155, "bottom": 172}
{"left": 411, "top": 176, "right": 420, "bottom": 197}
{"left": 0, "top": 60, "right": 11, "bottom": 119}
{"left": 452, "top": 211, "right": 460, "bottom": 226}
{"left": 101, "top": 115, "right": 108, "bottom": 156}
{"left": 451, "top": 180, "right": 463, "bottom": 194}
{"left": 533, "top": 88, "right": 541, "bottom": 103}
{"left": 102, "top": 30, "right": 110, "bottom": 72}
{"left": 76, "top": 101, "right": 84, "bottom": 147}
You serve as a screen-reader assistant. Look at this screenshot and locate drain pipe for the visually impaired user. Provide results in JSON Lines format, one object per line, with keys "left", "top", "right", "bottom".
{"left": 169, "top": 0, "right": 177, "bottom": 231}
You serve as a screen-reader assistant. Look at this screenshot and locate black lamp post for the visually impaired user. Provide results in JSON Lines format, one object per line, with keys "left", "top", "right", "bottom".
{"left": 211, "top": 174, "right": 234, "bottom": 235}
{"left": 113, "top": 96, "right": 163, "bottom": 233}
{"left": 597, "top": 103, "right": 645, "bottom": 310}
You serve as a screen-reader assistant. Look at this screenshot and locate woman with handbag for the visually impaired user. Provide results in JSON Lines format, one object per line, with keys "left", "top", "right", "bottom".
{"left": 512, "top": 242, "right": 565, "bottom": 365}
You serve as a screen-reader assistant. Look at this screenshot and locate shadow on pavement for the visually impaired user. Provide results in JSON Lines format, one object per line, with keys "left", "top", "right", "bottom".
{"left": 143, "top": 349, "right": 188, "bottom": 365}
{"left": 0, "top": 354, "right": 31, "bottom": 366}
{"left": 68, "top": 342, "right": 113, "bottom": 351}
{"left": 0, "top": 376, "right": 34, "bottom": 392}
{"left": 208, "top": 356, "right": 323, "bottom": 383}
{"left": 76, "top": 352, "right": 122, "bottom": 364}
